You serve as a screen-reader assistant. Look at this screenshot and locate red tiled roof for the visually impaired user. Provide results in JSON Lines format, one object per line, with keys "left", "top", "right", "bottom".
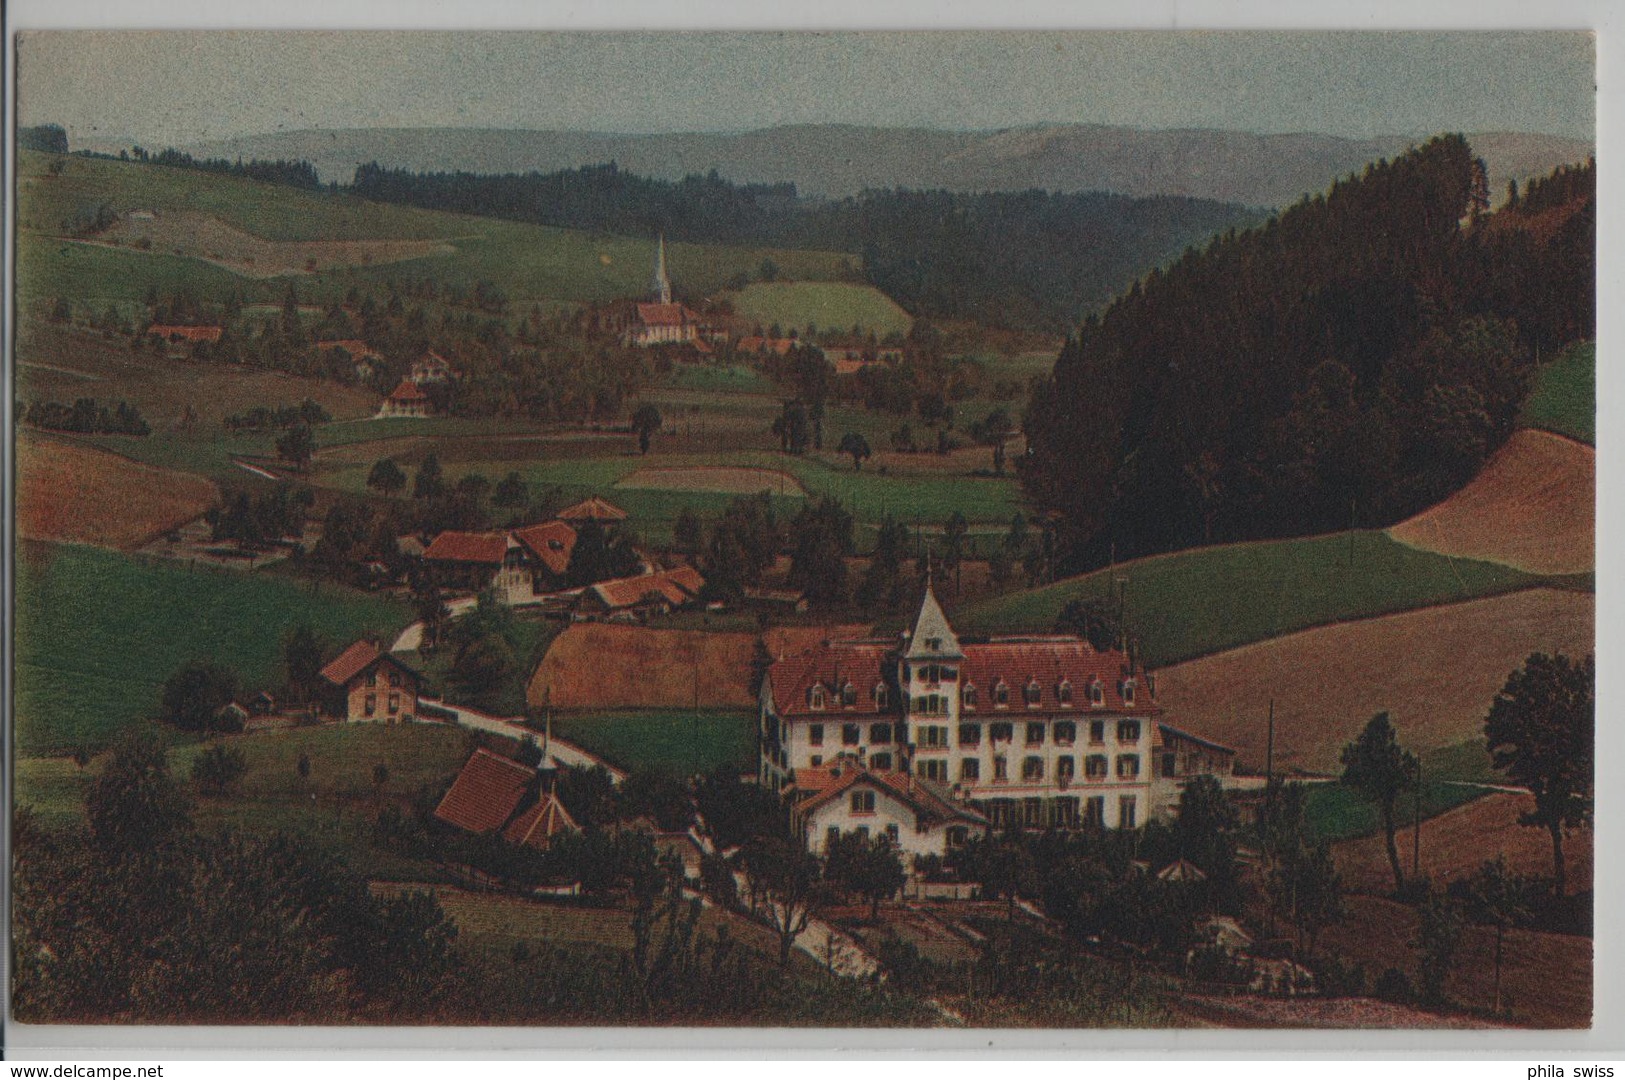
{"left": 424, "top": 530, "right": 509, "bottom": 564}
{"left": 513, "top": 521, "right": 577, "bottom": 577}
{"left": 833, "top": 357, "right": 878, "bottom": 376}
{"left": 636, "top": 303, "right": 695, "bottom": 327}
{"left": 501, "top": 792, "right": 578, "bottom": 849}
{"left": 766, "top": 636, "right": 1154, "bottom": 718}
{"left": 320, "top": 640, "right": 381, "bottom": 686}
{"left": 386, "top": 379, "right": 429, "bottom": 403}
{"left": 767, "top": 640, "right": 894, "bottom": 718}
{"left": 738, "top": 336, "right": 796, "bottom": 356}
{"left": 148, "top": 324, "right": 223, "bottom": 343}
{"left": 663, "top": 564, "right": 705, "bottom": 597}
{"left": 588, "top": 569, "right": 701, "bottom": 611}
{"left": 558, "top": 496, "right": 628, "bottom": 523}
{"left": 791, "top": 762, "right": 985, "bottom": 827}
{"left": 434, "top": 749, "right": 536, "bottom": 836}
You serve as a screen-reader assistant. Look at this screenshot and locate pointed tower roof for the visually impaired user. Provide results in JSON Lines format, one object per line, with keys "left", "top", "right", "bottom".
{"left": 649, "top": 234, "right": 672, "bottom": 305}
{"left": 904, "top": 580, "right": 963, "bottom": 660}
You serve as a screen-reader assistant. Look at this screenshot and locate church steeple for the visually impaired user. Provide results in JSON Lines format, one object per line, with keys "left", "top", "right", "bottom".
{"left": 649, "top": 234, "right": 672, "bottom": 305}
{"left": 905, "top": 578, "right": 963, "bottom": 661}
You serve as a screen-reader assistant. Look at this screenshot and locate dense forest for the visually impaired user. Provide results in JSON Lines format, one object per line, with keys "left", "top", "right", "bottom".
{"left": 346, "top": 161, "right": 1262, "bottom": 332}
{"left": 1021, "top": 136, "right": 1595, "bottom": 565}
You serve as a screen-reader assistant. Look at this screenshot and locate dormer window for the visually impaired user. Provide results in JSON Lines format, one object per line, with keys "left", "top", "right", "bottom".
{"left": 1058, "top": 680, "right": 1073, "bottom": 705}
{"left": 1089, "top": 680, "right": 1105, "bottom": 707}
{"left": 962, "top": 683, "right": 978, "bottom": 708}
{"left": 873, "top": 682, "right": 889, "bottom": 709}
{"left": 1024, "top": 679, "right": 1042, "bottom": 706}
{"left": 841, "top": 682, "right": 857, "bottom": 707}
{"left": 1121, "top": 679, "right": 1137, "bottom": 706}
{"left": 993, "top": 681, "right": 1010, "bottom": 707}
{"left": 809, "top": 685, "right": 827, "bottom": 710}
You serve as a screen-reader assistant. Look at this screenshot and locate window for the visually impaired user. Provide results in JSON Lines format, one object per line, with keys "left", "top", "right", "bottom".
{"left": 1025, "top": 721, "right": 1046, "bottom": 745}
{"left": 993, "top": 681, "right": 1010, "bottom": 707}
{"left": 1024, "top": 679, "right": 1042, "bottom": 706}
{"left": 809, "top": 686, "right": 826, "bottom": 710}
{"left": 388, "top": 694, "right": 400, "bottom": 715}
{"left": 811, "top": 755, "right": 823, "bottom": 767}
{"left": 1085, "top": 754, "right": 1108, "bottom": 780}
{"left": 884, "top": 823, "right": 900, "bottom": 845}
{"left": 947, "top": 826, "right": 969, "bottom": 848}
{"left": 870, "top": 723, "right": 893, "bottom": 745}
{"left": 1121, "top": 679, "right": 1137, "bottom": 706}
{"left": 388, "top": 670, "right": 402, "bottom": 688}
{"left": 1023, "top": 798, "right": 1043, "bottom": 828}
{"left": 366, "top": 671, "right": 378, "bottom": 688}
{"left": 1054, "top": 796, "right": 1081, "bottom": 828}
{"left": 1161, "top": 752, "right": 1177, "bottom": 778}
{"left": 993, "top": 756, "right": 1008, "bottom": 781}
{"left": 1089, "top": 720, "right": 1106, "bottom": 744}
{"left": 869, "top": 752, "right": 892, "bottom": 772}
{"left": 958, "top": 722, "right": 982, "bottom": 747}
{"left": 855, "top": 825, "right": 870, "bottom": 840}
{"left": 842, "top": 724, "right": 861, "bottom": 747}
{"left": 1085, "top": 796, "right": 1106, "bottom": 827}
{"left": 919, "top": 725, "right": 948, "bottom": 748}
{"left": 363, "top": 694, "right": 376, "bottom": 717}
{"left": 960, "top": 758, "right": 981, "bottom": 782}
{"left": 962, "top": 683, "right": 978, "bottom": 708}
{"left": 1057, "top": 679, "right": 1073, "bottom": 705}
{"left": 1089, "top": 680, "right": 1105, "bottom": 706}
{"left": 942, "top": 666, "right": 959, "bottom": 682}
{"left": 926, "top": 637, "right": 942, "bottom": 652}
{"left": 826, "top": 826, "right": 840, "bottom": 848}
{"left": 919, "top": 759, "right": 948, "bottom": 782}
{"left": 1119, "top": 795, "right": 1138, "bottom": 829}
{"left": 990, "top": 722, "right": 1013, "bottom": 743}
{"left": 839, "top": 682, "right": 855, "bottom": 707}
{"left": 809, "top": 724, "right": 824, "bottom": 747}
{"left": 1054, "top": 721, "right": 1077, "bottom": 746}
{"left": 1022, "top": 756, "right": 1045, "bottom": 781}
{"left": 851, "top": 790, "right": 877, "bottom": 814}
{"left": 1056, "top": 756, "right": 1076, "bottom": 783}
{"left": 1117, "top": 720, "right": 1142, "bottom": 743}
{"left": 1116, "top": 754, "right": 1141, "bottom": 779}
{"left": 873, "top": 683, "right": 889, "bottom": 709}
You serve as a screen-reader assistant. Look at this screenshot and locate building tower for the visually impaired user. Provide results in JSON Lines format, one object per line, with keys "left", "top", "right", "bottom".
{"left": 649, "top": 234, "right": 672, "bottom": 305}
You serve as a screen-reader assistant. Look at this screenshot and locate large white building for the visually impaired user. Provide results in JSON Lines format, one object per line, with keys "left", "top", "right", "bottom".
{"left": 760, "top": 583, "right": 1236, "bottom": 849}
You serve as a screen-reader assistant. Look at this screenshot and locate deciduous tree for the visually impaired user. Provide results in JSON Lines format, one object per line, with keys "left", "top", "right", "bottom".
{"left": 1340, "top": 713, "right": 1417, "bottom": 894}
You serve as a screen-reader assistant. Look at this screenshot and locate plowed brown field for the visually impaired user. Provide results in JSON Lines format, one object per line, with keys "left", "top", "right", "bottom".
{"left": 1331, "top": 791, "right": 1592, "bottom": 896}
{"left": 1154, "top": 588, "right": 1594, "bottom": 774}
{"left": 17, "top": 433, "right": 218, "bottom": 550}
{"left": 1388, "top": 429, "right": 1593, "bottom": 575}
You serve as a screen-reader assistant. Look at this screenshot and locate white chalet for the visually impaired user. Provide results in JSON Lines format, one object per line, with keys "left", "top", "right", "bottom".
{"left": 760, "top": 582, "right": 1236, "bottom": 842}
{"left": 788, "top": 759, "right": 988, "bottom": 861}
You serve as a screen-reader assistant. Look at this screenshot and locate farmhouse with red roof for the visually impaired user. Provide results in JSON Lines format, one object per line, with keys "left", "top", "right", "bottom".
{"left": 576, "top": 566, "right": 706, "bottom": 622}
{"left": 378, "top": 378, "right": 433, "bottom": 419}
{"left": 319, "top": 639, "right": 422, "bottom": 723}
{"left": 424, "top": 525, "right": 578, "bottom": 602}
{"left": 433, "top": 748, "right": 579, "bottom": 851}
{"left": 760, "top": 582, "right": 1236, "bottom": 846}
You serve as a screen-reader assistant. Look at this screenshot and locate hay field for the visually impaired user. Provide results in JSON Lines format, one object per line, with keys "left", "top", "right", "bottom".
{"left": 17, "top": 432, "right": 219, "bottom": 550}
{"left": 82, "top": 209, "right": 456, "bottom": 278}
{"left": 1387, "top": 429, "right": 1593, "bottom": 575}
{"left": 616, "top": 465, "right": 808, "bottom": 496}
{"left": 726, "top": 281, "right": 913, "bottom": 338}
{"left": 529, "top": 625, "right": 763, "bottom": 710}
{"left": 1153, "top": 588, "right": 1593, "bottom": 774}
{"left": 1331, "top": 792, "right": 1592, "bottom": 896}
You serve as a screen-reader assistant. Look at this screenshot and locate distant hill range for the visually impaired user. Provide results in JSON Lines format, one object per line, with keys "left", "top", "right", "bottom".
{"left": 128, "top": 124, "right": 1592, "bottom": 208}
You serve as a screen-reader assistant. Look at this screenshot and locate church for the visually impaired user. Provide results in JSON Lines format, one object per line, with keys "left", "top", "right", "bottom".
{"left": 623, "top": 235, "right": 706, "bottom": 349}
{"left": 759, "top": 582, "right": 1238, "bottom": 854}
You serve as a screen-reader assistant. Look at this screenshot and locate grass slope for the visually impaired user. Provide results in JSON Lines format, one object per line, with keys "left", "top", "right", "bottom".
{"left": 955, "top": 530, "right": 1560, "bottom": 668}
{"left": 1520, "top": 341, "right": 1594, "bottom": 444}
{"left": 726, "top": 281, "right": 914, "bottom": 337}
{"left": 549, "top": 710, "right": 758, "bottom": 778}
{"left": 17, "top": 150, "right": 855, "bottom": 311}
{"left": 13, "top": 542, "right": 411, "bottom": 754}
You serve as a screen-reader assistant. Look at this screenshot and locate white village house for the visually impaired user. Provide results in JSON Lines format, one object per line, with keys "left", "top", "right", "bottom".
{"left": 760, "top": 582, "right": 1238, "bottom": 855}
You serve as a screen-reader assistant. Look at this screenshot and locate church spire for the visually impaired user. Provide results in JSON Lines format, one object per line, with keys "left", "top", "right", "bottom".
{"left": 650, "top": 234, "right": 672, "bottom": 305}
{"left": 905, "top": 578, "right": 963, "bottom": 661}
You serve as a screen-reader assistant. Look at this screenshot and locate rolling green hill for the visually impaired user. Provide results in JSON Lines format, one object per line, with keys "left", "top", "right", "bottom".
{"left": 953, "top": 530, "right": 1573, "bottom": 668}
{"left": 1520, "top": 340, "right": 1594, "bottom": 444}
{"left": 16, "top": 149, "right": 857, "bottom": 312}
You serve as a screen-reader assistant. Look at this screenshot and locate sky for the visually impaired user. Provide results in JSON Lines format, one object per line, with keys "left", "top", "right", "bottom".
{"left": 15, "top": 30, "right": 1596, "bottom": 147}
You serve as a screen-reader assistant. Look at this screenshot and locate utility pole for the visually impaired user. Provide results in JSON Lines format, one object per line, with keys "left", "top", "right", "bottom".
{"left": 1413, "top": 756, "right": 1423, "bottom": 880}
{"left": 1264, "top": 699, "right": 1275, "bottom": 809}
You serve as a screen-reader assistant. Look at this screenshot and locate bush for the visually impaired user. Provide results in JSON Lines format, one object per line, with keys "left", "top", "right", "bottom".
{"left": 1313, "top": 954, "right": 1367, "bottom": 998}
{"left": 191, "top": 743, "right": 248, "bottom": 795}
{"left": 1374, "top": 967, "right": 1414, "bottom": 1004}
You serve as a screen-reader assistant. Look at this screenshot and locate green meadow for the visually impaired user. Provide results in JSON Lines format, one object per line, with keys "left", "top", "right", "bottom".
{"left": 550, "top": 710, "right": 758, "bottom": 779}
{"left": 725, "top": 281, "right": 914, "bottom": 337}
{"left": 1520, "top": 340, "right": 1595, "bottom": 444}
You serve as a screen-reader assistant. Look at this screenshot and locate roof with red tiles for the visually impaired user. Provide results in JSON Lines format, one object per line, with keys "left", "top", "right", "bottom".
{"left": 737, "top": 336, "right": 796, "bottom": 356}
{"left": 433, "top": 749, "right": 538, "bottom": 836}
{"left": 319, "top": 639, "right": 381, "bottom": 686}
{"left": 513, "top": 521, "right": 578, "bottom": 577}
{"left": 500, "top": 792, "right": 578, "bottom": 849}
{"left": 766, "top": 640, "right": 895, "bottom": 718}
{"left": 424, "top": 530, "right": 509, "bottom": 565}
{"left": 148, "top": 324, "right": 223, "bottom": 343}
{"left": 790, "top": 761, "right": 986, "bottom": 827}
{"left": 386, "top": 378, "right": 429, "bottom": 403}
{"left": 662, "top": 564, "right": 706, "bottom": 597}
{"left": 557, "top": 495, "right": 629, "bottom": 523}
{"left": 636, "top": 303, "right": 696, "bottom": 327}
{"left": 587, "top": 569, "right": 702, "bottom": 611}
